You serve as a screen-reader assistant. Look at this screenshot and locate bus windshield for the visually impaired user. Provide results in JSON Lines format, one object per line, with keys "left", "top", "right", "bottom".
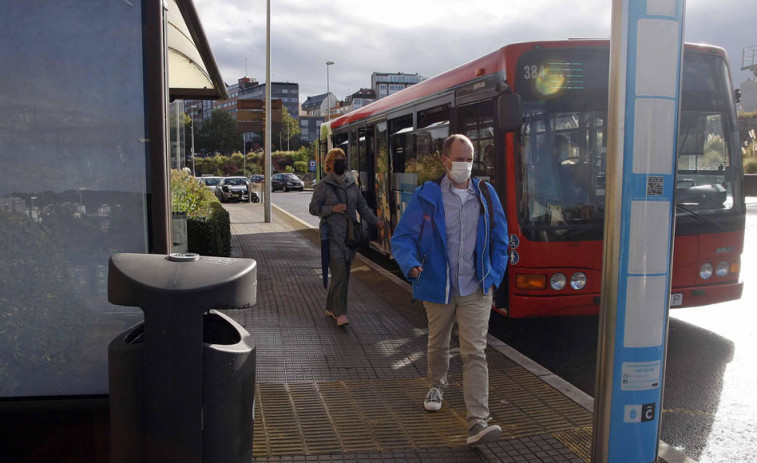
{"left": 517, "top": 47, "right": 738, "bottom": 241}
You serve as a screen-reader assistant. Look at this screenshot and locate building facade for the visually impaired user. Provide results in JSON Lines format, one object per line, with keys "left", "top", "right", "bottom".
{"left": 343, "top": 88, "right": 377, "bottom": 113}
{"left": 299, "top": 115, "right": 324, "bottom": 145}
{"left": 186, "top": 77, "right": 299, "bottom": 129}
{"left": 302, "top": 92, "right": 337, "bottom": 118}
{"left": 371, "top": 72, "right": 424, "bottom": 99}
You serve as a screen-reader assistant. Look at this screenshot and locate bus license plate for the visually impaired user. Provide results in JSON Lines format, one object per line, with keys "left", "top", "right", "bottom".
{"left": 670, "top": 293, "right": 683, "bottom": 306}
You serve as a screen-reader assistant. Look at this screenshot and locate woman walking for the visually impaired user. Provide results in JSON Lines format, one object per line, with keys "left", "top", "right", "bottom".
{"left": 309, "top": 148, "right": 383, "bottom": 326}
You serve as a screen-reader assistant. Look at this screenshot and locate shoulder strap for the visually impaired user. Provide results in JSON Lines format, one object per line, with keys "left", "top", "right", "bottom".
{"left": 480, "top": 181, "right": 495, "bottom": 229}
{"left": 327, "top": 182, "right": 354, "bottom": 221}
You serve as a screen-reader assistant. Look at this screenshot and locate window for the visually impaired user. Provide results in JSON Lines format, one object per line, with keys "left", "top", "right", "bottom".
{"left": 412, "top": 105, "right": 450, "bottom": 185}
{"left": 0, "top": 1, "right": 149, "bottom": 397}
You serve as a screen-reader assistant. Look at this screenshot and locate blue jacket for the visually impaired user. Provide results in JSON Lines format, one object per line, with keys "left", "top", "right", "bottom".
{"left": 390, "top": 176, "right": 509, "bottom": 304}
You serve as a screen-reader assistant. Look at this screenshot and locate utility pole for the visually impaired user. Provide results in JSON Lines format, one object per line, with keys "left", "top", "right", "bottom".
{"left": 326, "top": 61, "right": 334, "bottom": 120}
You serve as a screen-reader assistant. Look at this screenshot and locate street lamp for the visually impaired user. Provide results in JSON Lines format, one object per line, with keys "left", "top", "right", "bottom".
{"left": 326, "top": 61, "right": 334, "bottom": 120}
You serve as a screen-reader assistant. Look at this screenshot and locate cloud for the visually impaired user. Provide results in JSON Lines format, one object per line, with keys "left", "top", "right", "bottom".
{"left": 194, "top": 0, "right": 753, "bottom": 107}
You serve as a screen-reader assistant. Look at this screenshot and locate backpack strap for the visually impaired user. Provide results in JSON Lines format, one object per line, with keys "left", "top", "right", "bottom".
{"left": 479, "top": 181, "right": 495, "bottom": 229}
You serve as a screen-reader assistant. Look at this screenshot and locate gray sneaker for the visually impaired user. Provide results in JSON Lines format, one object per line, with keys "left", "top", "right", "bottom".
{"left": 467, "top": 423, "right": 501, "bottom": 446}
{"left": 423, "top": 386, "right": 443, "bottom": 411}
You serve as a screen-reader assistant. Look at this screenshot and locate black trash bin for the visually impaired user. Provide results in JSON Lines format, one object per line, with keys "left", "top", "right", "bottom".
{"left": 107, "top": 252, "right": 257, "bottom": 463}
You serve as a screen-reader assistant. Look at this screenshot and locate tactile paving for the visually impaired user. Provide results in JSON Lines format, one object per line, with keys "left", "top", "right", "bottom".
{"left": 252, "top": 374, "right": 593, "bottom": 460}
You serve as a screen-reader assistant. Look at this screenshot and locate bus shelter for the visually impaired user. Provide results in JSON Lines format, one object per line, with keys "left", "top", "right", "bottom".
{"left": 0, "top": 1, "right": 227, "bottom": 461}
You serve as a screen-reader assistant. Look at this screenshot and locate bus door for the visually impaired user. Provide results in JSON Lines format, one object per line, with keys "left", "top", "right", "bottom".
{"left": 457, "top": 101, "right": 497, "bottom": 188}
{"left": 358, "top": 126, "right": 376, "bottom": 211}
{"left": 389, "top": 115, "right": 415, "bottom": 229}
{"left": 373, "top": 122, "right": 392, "bottom": 251}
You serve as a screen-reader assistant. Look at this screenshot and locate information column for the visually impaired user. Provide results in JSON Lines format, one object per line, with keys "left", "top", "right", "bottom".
{"left": 593, "top": 1, "right": 686, "bottom": 462}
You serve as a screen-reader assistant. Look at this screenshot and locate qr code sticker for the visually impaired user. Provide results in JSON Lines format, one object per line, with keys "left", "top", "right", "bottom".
{"left": 647, "top": 176, "right": 664, "bottom": 196}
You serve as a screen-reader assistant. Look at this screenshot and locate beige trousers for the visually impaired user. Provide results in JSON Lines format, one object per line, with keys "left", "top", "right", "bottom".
{"left": 423, "top": 287, "right": 493, "bottom": 429}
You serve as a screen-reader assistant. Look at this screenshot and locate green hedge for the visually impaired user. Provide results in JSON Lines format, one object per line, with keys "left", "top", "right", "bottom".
{"left": 187, "top": 202, "right": 230, "bottom": 257}
{"left": 171, "top": 170, "right": 231, "bottom": 257}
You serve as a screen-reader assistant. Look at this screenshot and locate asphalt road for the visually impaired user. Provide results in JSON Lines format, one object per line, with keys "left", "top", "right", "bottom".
{"left": 271, "top": 189, "right": 757, "bottom": 463}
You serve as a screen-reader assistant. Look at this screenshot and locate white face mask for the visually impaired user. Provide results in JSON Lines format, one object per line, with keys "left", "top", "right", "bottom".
{"left": 448, "top": 161, "right": 472, "bottom": 184}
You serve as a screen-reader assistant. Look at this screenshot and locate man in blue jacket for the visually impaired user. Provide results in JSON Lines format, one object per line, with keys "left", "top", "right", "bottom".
{"left": 391, "top": 134, "right": 509, "bottom": 446}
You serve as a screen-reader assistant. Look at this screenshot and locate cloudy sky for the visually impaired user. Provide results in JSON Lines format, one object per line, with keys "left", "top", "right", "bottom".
{"left": 194, "top": 0, "right": 756, "bottom": 105}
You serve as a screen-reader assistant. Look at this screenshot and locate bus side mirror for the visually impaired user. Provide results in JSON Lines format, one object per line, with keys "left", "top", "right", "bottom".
{"left": 498, "top": 93, "right": 523, "bottom": 132}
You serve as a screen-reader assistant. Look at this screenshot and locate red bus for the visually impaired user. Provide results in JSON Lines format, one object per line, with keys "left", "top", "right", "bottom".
{"left": 318, "top": 40, "right": 745, "bottom": 318}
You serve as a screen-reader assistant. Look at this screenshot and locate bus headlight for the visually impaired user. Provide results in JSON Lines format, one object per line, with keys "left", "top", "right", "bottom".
{"left": 715, "top": 261, "right": 729, "bottom": 277}
{"left": 550, "top": 273, "right": 567, "bottom": 290}
{"left": 699, "top": 263, "right": 713, "bottom": 280}
{"left": 570, "top": 272, "right": 587, "bottom": 290}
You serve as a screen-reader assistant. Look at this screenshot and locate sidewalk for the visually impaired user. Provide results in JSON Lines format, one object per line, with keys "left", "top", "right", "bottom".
{"left": 223, "top": 202, "right": 689, "bottom": 463}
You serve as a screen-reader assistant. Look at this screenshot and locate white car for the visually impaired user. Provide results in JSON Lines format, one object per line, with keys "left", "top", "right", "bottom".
{"left": 198, "top": 176, "right": 222, "bottom": 190}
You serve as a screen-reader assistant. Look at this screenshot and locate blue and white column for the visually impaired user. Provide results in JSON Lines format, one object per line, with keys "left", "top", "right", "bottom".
{"left": 593, "top": 1, "right": 686, "bottom": 462}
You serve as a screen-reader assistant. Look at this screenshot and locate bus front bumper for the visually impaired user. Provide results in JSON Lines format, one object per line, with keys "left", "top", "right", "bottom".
{"left": 501, "top": 280, "right": 743, "bottom": 318}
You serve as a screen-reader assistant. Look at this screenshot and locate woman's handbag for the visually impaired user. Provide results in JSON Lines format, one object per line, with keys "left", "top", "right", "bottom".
{"left": 327, "top": 182, "right": 372, "bottom": 249}
{"left": 345, "top": 216, "right": 371, "bottom": 249}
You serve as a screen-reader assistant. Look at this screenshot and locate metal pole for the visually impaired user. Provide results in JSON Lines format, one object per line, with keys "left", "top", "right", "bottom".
{"left": 243, "top": 133, "right": 246, "bottom": 176}
{"left": 326, "top": 61, "right": 334, "bottom": 120}
{"left": 175, "top": 102, "right": 180, "bottom": 170}
{"left": 190, "top": 114, "right": 195, "bottom": 176}
{"left": 264, "top": 0, "right": 272, "bottom": 222}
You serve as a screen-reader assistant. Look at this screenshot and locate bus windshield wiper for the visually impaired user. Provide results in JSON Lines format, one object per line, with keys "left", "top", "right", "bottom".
{"left": 675, "top": 203, "right": 724, "bottom": 230}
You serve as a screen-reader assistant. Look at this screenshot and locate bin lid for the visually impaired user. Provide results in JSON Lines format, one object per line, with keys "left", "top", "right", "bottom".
{"left": 108, "top": 253, "right": 257, "bottom": 311}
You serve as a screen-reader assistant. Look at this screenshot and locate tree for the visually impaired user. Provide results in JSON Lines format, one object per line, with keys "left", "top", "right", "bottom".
{"left": 197, "top": 110, "right": 242, "bottom": 155}
{"left": 273, "top": 110, "right": 301, "bottom": 151}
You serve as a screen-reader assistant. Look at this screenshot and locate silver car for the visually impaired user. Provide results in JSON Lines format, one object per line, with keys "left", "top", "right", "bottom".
{"left": 214, "top": 176, "right": 252, "bottom": 203}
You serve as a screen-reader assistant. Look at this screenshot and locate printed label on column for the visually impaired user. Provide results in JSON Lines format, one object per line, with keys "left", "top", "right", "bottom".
{"left": 624, "top": 402, "right": 657, "bottom": 423}
{"left": 621, "top": 361, "right": 661, "bottom": 391}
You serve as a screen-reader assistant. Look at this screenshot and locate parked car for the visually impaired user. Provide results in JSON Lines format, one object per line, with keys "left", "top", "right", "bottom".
{"left": 271, "top": 173, "right": 305, "bottom": 192}
{"left": 198, "top": 176, "right": 222, "bottom": 190}
{"left": 249, "top": 174, "right": 264, "bottom": 183}
{"left": 214, "top": 176, "right": 253, "bottom": 203}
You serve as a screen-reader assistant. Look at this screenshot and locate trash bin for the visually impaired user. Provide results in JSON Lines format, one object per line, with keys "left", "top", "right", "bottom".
{"left": 107, "top": 252, "right": 257, "bottom": 463}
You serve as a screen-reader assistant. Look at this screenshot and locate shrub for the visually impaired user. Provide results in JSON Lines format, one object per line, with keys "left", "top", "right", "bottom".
{"left": 745, "top": 160, "right": 757, "bottom": 174}
{"left": 186, "top": 202, "right": 230, "bottom": 257}
{"left": 293, "top": 160, "right": 308, "bottom": 173}
{"left": 170, "top": 169, "right": 230, "bottom": 256}
{"left": 170, "top": 169, "right": 217, "bottom": 217}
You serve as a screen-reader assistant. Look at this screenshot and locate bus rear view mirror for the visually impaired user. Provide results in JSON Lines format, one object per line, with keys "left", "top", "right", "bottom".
{"left": 498, "top": 93, "right": 523, "bottom": 132}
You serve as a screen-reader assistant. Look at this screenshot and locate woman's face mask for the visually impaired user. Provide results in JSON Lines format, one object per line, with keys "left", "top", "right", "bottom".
{"left": 332, "top": 158, "right": 347, "bottom": 175}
